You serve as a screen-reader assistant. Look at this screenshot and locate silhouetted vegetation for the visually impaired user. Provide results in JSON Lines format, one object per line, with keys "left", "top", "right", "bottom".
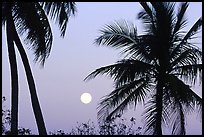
{"left": 50, "top": 118, "right": 142, "bottom": 135}
{"left": 2, "top": 97, "right": 11, "bottom": 135}
{"left": 2, "top": 2, "right": 202, "bottom": 136}
{"left": 2, "top": 97, "right": 33, "bottom": 135}
{"left": 49, "top": 118, "right": 142, "bottom": 135}
{"left": 2, "top": 97, "right": 142, "bottom": 135}
{"left": 85, "top": 2, "right": 202, "bottom": 135}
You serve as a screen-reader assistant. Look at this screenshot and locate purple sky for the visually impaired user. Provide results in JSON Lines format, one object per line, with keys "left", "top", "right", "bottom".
{"left": 2, "top": 2, "right": 202, "bottom": 135}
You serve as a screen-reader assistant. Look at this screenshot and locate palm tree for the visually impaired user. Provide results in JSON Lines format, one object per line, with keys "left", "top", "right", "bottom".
{"left": 2, "top": 2, "right": 76, "bottom": 135}
{"left": 84, "top": 2, "right": 202, "bottom": 135}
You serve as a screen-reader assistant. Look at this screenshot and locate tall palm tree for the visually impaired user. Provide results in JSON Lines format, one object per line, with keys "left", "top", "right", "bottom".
{"left": 85, "top": 2, "right": 202, "bottom": 135}
{"left": 2, "top": 2, "right": 76, "bottom": 135}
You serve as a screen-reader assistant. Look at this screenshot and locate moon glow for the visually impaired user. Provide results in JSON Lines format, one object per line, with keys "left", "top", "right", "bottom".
{"left": 80, "top": 93, "right": 92, "bottom": 104}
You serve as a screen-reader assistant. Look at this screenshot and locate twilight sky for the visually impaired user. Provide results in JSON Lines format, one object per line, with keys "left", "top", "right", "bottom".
{"left": 2, "top": 2, "right": 202, "bottom": 135}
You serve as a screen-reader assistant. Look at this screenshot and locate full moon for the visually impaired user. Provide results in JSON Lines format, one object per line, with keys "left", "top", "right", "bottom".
{"left": 80, "top": 93, "right": 92, "bottom": 104}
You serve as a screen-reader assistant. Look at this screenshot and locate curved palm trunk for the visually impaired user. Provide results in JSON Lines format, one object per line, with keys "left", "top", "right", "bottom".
{"left": 155, "top": 76, "right": 163, "bottom": 135}
{"left": 6, "top": 11, "right": 19, "bottom": 135}
{"left": 9, "top": 13, "right": 47, "bottom": 135}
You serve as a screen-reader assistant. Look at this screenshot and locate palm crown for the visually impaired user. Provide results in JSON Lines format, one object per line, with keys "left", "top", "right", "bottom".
{"left": 2, "top": 2, "right": 76, "bottom": 65}
{"left": 85, "top": 2, "right": 202, "bottom": 135}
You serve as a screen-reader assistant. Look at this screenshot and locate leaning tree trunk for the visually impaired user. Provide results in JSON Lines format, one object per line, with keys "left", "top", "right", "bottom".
{"left": 6, "top": 11, "right": 19, "bottom": 135}
{"left": 9, "top": 12, "right": 47, "bottom": 135}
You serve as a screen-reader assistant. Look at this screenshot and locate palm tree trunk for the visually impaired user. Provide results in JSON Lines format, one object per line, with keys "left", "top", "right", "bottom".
{"left": 6, "top": 11, "right": 19, "bottom": 135}
{"left": 9, "top": 13, "right": 47, "bottom": 135}
{"left": 178, "top": 102, "right": 185, "bottom": 135}
{"left": 155, "top": 76, "right": 163, "bottom": 135}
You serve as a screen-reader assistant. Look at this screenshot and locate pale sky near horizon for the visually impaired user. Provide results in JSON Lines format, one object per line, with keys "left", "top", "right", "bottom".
{"left": 2, "top": 2, "right": 202, "bottom": 135}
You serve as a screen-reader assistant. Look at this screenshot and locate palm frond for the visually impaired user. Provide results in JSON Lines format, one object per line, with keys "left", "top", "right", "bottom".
{"left": 164, "top": 74, "right": 202, "bottom": 114}
{"left": 139, "top": 2, "right": 154, "bottom": 20}
{"left": 170, "top": 17, "right": 202, "bottom": 59}
{"left": 12, "top": 2, "right": 53, "bottom": 66}
{"left": 143, "top": 93, "right": 157, "bottom": 135}
{"left": 163, "top": 86, "right": 187, "bottom": 135}
{"left": 97, "top": 78, "right": 151, "bottom": 122}
{"left": 170, "top": 47, "right": 201, "bottom": 69}
{"left": 161, "top": 89, "right": 173, "bottom": 128}
{"left": 170, "top": 43, "right": 202, "bottom": 66}
{"left": 138, "top": 2, "right": 156, "bottom": 34}
{"left": 84, "top": 59, "right": 155, "bottom": 88}
{"left": 95, "top": 20, "right": 159, "bottom": 63}
{"left": 172, "top": 64, "right": 202, "bottom": 85}
{"left": 97, "top": 78, "right": 145, "bottom": 121}
{"left": 161, "top": 74, "right": 202, "bottom": 135}
{"left": 41, "top": 2, "right": 76, "bottom": 37}
{"left": 121, "top": 35, "right": 158, "bottom": 63}
{"left": 182, "top": 17, "right": 202, "bottom": 43}
{"left": 172, "top": 2, "right": 189, "bottom": 36}
{"left": 95, "top": 20, "right": 137, "bottom": 49}
{"left": 171, "top": 102, "right": 186, "bottom": 135}
{"left": 113, "top": 59, "right": 155, "bottom": 88}
{"left": 163, "top": 88, "right": 187, "bottom": 135}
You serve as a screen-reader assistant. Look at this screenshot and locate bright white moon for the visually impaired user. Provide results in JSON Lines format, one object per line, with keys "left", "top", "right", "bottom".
{"left": 80, "top": 93, "right": 92, "bottom": 104}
